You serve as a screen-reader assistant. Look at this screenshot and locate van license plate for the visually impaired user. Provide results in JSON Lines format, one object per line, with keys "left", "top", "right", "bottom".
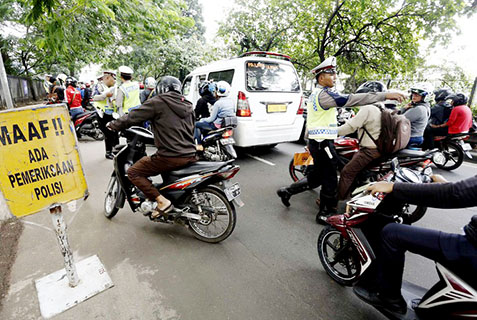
{"left": 267, "top": 104, "right": 287, "bottom": 113}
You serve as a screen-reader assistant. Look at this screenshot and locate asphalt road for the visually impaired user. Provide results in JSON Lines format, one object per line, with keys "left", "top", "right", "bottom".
{"left": 1, "top": 139, "right": 476, "bottom": 320}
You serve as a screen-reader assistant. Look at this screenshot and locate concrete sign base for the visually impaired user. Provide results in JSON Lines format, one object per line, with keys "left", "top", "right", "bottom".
{"left": 35, "top": 255, "right": 114, "bottom": 319}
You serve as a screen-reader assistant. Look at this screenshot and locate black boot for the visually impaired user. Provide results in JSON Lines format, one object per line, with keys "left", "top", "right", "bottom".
{"left": 276, "top": 178, "right": 310, "bottom": 207}
{"left": 316, "top": 194, "right": 337, "bottom": 225}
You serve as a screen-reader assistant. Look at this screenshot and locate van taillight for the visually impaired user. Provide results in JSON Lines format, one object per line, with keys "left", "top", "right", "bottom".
{"left": 297, "top": 96, "right": 305, "bottom": 115}
{"left": 237, "top": 91, "right": 251, "bottom": 117}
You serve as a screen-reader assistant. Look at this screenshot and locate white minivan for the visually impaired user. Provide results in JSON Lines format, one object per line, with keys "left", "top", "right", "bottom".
{"left": 182, "top": 52, "right": 305, "bottom": 147}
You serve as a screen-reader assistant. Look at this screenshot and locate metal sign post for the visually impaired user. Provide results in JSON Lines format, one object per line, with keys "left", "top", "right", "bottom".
{"left": 49, "top": 205, "right": 79, "bottom": 287}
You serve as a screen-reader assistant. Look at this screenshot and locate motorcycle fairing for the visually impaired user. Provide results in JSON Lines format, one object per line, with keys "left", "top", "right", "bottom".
{"left": 416, "top": 263, "right": 477, "bottom": 318}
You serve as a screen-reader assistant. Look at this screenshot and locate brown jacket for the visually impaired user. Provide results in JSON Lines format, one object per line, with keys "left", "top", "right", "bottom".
{"left": 109, "top": 91, "right": 196, "bottom": 157}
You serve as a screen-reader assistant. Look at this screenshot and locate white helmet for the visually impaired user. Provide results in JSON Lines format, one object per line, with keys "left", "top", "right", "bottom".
{"left": 144, "top": 77, "right": 156, "bottom": 89}
{"left": 216, "top": 81, "right": 231, "bottom": 97}
{"left": 57, "top": 73, "right": 67, "bottom": 85}
{"left": 118, "top": 65, "right": 133, "bottom": 75}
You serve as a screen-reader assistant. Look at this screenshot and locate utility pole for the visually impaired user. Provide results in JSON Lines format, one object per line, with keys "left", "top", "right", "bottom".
{"left": 468, "top": 76, "right": 477, "bottom": 108}
{"left": 0, "top": 53, "right": 14, "bottom": 109}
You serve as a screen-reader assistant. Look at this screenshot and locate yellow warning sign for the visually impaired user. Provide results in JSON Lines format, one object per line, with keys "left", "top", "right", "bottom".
{"left": 0, "top": 104, "right": 88, "bottom": 217}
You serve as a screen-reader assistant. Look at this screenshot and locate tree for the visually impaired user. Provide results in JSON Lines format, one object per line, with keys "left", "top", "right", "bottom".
{"left": 219, "top": 0, "right": 476, "bottom": 91}
{"left": 0, "top": 0, "right": 195, "bottom": 77}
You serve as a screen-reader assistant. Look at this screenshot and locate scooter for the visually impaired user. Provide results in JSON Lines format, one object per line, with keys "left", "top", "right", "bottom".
{"left": 104, "top": 126, "right": 243, "bottom": 243}
{"left": 73, "top": 110, "right": 104, "bottom": 141}
{"left": 317, "top": 159, "right": 477, "bottom": 319}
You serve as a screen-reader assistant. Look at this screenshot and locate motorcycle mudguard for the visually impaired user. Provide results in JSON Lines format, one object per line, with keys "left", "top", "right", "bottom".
{"left": 224, "top": 144, "right": 237, "bottom": 159}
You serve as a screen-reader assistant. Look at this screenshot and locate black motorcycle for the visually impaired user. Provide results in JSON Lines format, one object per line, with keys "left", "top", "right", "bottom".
{"left": 199, "top": 117, "right": 238, "bottom": 161}
{"left": 104, "top": 126, "right": 243, "bottom": 243}
{"left": 72, "top": 110, "right": 104, "bottom": 141}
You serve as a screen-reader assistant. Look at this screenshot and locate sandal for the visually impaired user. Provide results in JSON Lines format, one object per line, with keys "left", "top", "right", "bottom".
{"left": 151, "top": 203, "right": 174, "bottom": 219}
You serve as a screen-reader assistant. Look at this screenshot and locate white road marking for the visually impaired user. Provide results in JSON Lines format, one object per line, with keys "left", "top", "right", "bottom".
{"left": 245, "top": 153, "right": 276, "bottom": 166}
{"left": 463, "top": 162, "right": 477, "bottom": 169}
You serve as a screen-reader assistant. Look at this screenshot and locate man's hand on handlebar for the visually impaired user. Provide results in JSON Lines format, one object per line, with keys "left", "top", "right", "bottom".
{"left": 367, "top": 181, "right": 394, "bottom": 196}
{"left": 106, "top": 122, "right": 115, "bottom": 131}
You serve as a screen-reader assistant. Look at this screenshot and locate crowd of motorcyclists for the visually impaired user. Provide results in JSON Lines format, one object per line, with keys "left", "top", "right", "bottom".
{"left": 42, "top": 55, "right": 477, "bottom": 317}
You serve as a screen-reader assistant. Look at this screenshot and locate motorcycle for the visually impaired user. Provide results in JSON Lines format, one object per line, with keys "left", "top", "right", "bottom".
{"left": 290, "top": 137, "right": 437, "bottom": 184}
{"left": 104, "top": 126, "right": 243, "bottom": 243}
{"left": 317, "top": 159, "right": 477, "bottom": 319}
{"left": 317, "top": 158, "right": 432, "bottom": 285}
{"left": 73, "top": 109, "right": 104, "bottom": 141}
{"left": 199, "top": 127, "right": 237, "bottom": 161}
{"left": 432, "top": 133, "right": 474, "bottom": 171}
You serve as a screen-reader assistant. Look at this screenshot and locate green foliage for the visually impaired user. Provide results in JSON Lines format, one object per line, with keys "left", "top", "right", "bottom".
{"left": 219, "top": 0, "right": 475, "bottom": 91}
{"left": 0, "top": 0, "right": 199, "bottom": 77}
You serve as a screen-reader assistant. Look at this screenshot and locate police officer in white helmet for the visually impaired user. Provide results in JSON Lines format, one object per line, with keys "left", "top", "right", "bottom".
{"left": 116, "top": 66, "right": 141, "bottom": 116}
{"left": 277, "top": 57, "right": 405, "bottom": 224}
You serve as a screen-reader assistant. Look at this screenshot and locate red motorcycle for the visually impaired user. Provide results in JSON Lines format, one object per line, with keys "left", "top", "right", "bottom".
{"left": 289, "top": 137, "right": 439, "bottom": 183}
{"left": 317, "top": 159, "right": 477, "bottom": 319}
{"left": 72, "top": 110, "right": 104, "bottom": 141}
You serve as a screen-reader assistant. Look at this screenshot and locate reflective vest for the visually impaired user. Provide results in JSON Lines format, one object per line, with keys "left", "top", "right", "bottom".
{"left": 119, "top": 81, "right": 140, "bottom": 114}
{"left": 306, "top": 88, "right": 338, "bottom": 140}
{"left": 93, "top": 83, "right": 115, "bottom": 114}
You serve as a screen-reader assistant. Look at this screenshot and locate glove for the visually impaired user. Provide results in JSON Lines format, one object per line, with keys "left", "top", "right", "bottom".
{"left": 464, "top": 215, "right": 477, "bottom": 248}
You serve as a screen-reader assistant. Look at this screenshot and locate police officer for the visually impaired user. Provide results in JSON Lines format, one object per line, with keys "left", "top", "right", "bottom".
{"left": 116, "top": 66, "right": 141, "bottom": 116}
{"left": 277, "top": 57, "right": 405, "bottom": 224}
{"left": 92, "top": 70, "right": 119, "bottom": 159}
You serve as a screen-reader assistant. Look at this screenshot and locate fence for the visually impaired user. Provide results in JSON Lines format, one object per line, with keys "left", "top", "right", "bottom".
{"left": 0, "top": 75, "right": 47, "bottom": 109}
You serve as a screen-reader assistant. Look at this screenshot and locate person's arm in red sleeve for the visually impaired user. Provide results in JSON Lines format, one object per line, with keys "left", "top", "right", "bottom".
{"left": 66, "top": 88, "right": 72, "bottom": 105}
{"left": 445, "top": 108, "right": 458, "bottom": 128}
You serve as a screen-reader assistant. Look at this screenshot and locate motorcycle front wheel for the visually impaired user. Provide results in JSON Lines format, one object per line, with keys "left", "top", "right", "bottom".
{"left": 185, "top": 187, "right": 236, "bottom": 243}
{"left": 317, "top": 225, "right": 361, "bottom": 286}
{"left": 434, "top": 141, "right": 464, "bottom": 171}
{"left": 401, "top": 205, "right": 427, "bottom": 224}
{"left": 104, "top": 175, "right": 121, "bottom": 219}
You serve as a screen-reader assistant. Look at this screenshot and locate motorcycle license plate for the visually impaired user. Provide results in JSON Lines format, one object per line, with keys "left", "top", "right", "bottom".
{"left": 220, "top": 138, "right": 235, "bottom": 145}
{"left": 293, "top": 152, "right": 314, "bottom": 166}
{"left": 267, "top": 104, "right": 287, "bottom": 113}
{"left": 224, "top": 182, "right": 241, "bottom": 201}
{"left": 462, "top": 143, "right": 472, "bottom": 151}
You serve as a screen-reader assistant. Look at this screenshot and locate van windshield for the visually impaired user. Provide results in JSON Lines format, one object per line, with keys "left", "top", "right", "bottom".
{"left": 246, "top": 61, "right": 300, "bottom": 92}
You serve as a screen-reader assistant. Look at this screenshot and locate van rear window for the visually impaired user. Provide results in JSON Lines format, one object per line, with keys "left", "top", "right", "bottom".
{"left": 246, "top": 61, "right": 300, "bottom": 92}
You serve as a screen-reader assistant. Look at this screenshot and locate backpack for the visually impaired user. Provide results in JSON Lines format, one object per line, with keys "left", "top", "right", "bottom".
{"left": 363, "top": 106, "right": 411, "bottom": 155}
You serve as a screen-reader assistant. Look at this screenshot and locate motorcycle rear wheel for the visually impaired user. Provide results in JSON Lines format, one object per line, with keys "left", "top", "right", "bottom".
{"left": 104, "top": 175, "right": 121, "bottom": 219}
{"left": 289, "top": 159, "right": 310, "bottom": 182}
{"left": 186, "top": 187, "right": 236, "bottom": 243}
{"left": 434, "top": 141, "right": 464, "bottom": 171}
{"left": 318, "top": 225, "right": 361, "bottom": 286}
{"left": 93, "top": 130, "right": 105, "bottom": 141}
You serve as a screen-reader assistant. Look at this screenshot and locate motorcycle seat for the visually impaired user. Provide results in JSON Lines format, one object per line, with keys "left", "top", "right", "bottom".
{"left": 167, "top": 160, "right": 232, "bottom": 177}
{"left": 395, "top": 148, "right": 432, "bottom": 158}
{"left": 72, "top": 110, "right": 94, "bottom": 120}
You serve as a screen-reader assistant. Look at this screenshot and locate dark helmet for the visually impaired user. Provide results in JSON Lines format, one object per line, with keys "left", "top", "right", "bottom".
{"left": 356, "top": 81, "right": 387, "bottom": 93}
{"left": 433, "top": 88, "right": 453, "bottom": 103}
{"left": 157, "top": 76, "right": 182, "bottom": 94}
{"left": 199, "top": 80, "right": 216, "bottom": 97}
{"left": 65, "top": 76, "right": 77, "bottom": 87}
{"left": 447, "top": 93, "right": 468, "bottom": 106}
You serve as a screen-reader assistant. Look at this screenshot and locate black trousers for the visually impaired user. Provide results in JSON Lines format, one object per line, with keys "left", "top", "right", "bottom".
{"left": 377, "top": 223, "right": 477, "bottom": 297}
{"left": 307, "top": 139, "right": 338, "bottom": 198}
{"left": 98, "top": 113, "right": 119, "bottom": 153}
{"left": 422, "top": 125, "right": 448, "bottom": 150}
